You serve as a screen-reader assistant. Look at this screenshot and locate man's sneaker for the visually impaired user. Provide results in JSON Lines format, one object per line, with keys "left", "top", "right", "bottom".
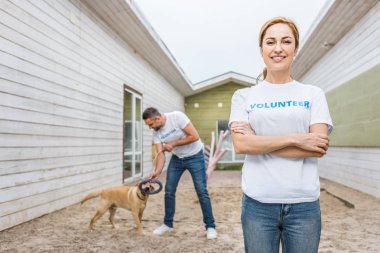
{"left": 206, "top": 227, "right": 217, "bottom": 239}
{"left": 153, "top": 224, "right": 173, "bottom": 235}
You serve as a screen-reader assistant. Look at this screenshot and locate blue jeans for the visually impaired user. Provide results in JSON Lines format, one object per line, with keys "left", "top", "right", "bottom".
{"left": 242, "top": 194, "right": 321, "bottom": 253}
{"left": 164, "top": 150, "right": 215, "bottom": 229}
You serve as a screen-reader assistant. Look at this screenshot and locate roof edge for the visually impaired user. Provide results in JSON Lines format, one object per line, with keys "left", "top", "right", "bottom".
{"left": 187, "top": 72, "right": 255, "bottom": 96}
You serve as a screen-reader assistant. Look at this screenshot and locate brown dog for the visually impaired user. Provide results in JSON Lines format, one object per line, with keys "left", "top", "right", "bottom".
{"left": 80, "top": 182, "right": 153, "bottom": 234}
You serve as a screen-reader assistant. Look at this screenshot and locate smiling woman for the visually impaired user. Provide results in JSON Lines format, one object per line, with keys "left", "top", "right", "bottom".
{"left": 229, "top": 17, "right": 333, "bottom": 253}
{"left": 258, "top": 17, "right": 299, "bottom": 82}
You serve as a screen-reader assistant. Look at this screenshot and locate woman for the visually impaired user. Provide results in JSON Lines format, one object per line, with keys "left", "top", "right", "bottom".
{"left": 229, "top": 17, "right": 333, "bottom": 253}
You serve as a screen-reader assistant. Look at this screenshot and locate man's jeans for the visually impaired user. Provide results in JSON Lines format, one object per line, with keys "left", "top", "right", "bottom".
{"left": 242, "top": 194, "right": 321, "bottom": 253}
{"left": 164, "top": 150, "right": 215, "bottom": 229}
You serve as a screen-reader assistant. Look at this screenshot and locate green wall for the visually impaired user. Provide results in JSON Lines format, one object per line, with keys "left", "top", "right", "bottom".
{"left": 185, "top": 82, "right": 247, "bottom": 144}
{"left": 327, "top": 64, "right": 380, "bottom": 146}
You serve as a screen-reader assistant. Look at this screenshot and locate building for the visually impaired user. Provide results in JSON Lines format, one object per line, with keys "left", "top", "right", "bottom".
{"left": 0, "top": 0, "right": 194, "bottom": 231}
{"left": 292, "top": 0, "right": 380, "bottom": 197}
{"left": 185, "top": 72, "right": 254, "bottom": 164}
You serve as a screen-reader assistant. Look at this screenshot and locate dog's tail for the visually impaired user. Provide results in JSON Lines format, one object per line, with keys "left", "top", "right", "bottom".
{"left": 80, "top": 190, "right": 102, "bottom": 205}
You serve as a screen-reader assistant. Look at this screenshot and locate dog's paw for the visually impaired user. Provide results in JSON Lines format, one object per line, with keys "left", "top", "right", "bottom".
{"left": 112, "top": 225, "right": 119, "bottom": 230}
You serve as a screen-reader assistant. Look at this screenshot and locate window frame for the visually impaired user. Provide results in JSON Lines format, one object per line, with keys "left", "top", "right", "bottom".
{"left": 123, "top": 85, "right": 143, "bottom": 183}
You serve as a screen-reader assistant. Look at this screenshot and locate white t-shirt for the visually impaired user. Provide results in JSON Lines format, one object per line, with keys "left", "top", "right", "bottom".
{"left": 229, "top": 80, "right": 333, "bottom": 204}
{"left": 153, "top": 111, "right": 203, "bottom": 158}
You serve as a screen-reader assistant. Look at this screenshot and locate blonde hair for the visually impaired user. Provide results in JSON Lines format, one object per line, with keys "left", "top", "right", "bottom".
{"left": 257, "top": 17, "right": 299, "bottom": 81}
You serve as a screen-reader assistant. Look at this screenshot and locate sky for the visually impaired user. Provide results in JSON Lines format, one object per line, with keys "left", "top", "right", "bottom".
{"left": 134, "top": 0, "right": 329, "bottom": 84}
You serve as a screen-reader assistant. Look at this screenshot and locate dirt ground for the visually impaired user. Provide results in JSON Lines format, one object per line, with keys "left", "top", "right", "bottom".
{"left": 1, "top": 170, "right": 379, "bottom": 253}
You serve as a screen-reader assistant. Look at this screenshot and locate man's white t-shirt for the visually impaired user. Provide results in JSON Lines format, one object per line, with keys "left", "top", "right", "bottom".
{"left": 153, "top": 111, "right": 203, "bottom": 158}
{"left": 229, "top": 80, "right": 333, "bottom": 204}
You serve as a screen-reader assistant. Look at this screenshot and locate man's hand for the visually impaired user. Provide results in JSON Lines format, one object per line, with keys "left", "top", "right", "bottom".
{"left": 148, "top": 170, "right": 161, "bottom": 179}
{"left": 163, "top": 142, "right": 174, "bottom": 152}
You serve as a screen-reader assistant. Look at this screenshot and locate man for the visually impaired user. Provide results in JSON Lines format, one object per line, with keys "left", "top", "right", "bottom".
{"left": 142, "top": 107, "right": 217, "bottom": 239}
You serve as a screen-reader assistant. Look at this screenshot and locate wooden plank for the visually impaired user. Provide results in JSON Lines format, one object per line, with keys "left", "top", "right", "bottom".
{"left": 94, "top": 0, "right": 178, "bottom": 87}
{"left": 0, "top": 72, "right": 121, "bottom": 119}
{"left": 0, "top": 62, "right": 121, "bottom": 112}
{"left": 321, "top": 170, "right": 380, "bottom": 198}
{"left": 0, "top": 92, "right": 120, "bottom": 125}
{"left": 0, "top": 146, "right": 120, "bottom": 161}
{"left": 0, "top": 134, "right": 120, "bottom": 148}
{"left": 327, "top": 147, "right": 380, "bottom": 161}
{"left": 320, "top": 163, "right": 380, "bottom": 195}
{"left": 0, "top": 19, "right": 81, "bottom": 70}
{"left": 320, "top": 159, "right": 380, "bottom": 182}
{"left": 301, "top": 3, "right": 380, "bottom": 91}
{"left": 0, "top": 5, "right": 122, "bottom": 99}
{"left": 318, "top": 146, "right": 380, "bottom": 197}
{"left": 0, "top": 165, "right": 120, "bottom": 202}
{"left": 0, "top": 120, "right": 121, "bottom": 140}
{"left": 322, "top": 155, "right": 380, "bottom": 173}
{"left": 9, "top": 0, "right": 81, "bottom": 44}
{"left": 2, "top": 0, "right": 150, "bottom": 94}
{"left": 0, "top": 160, "right": 120, "bottom": 191}
{"left": 314, "top": 31, "right": 380, "bottom": 91}
{"left": 41, "top": 0, "right": 150, "bottom": 92}
{"left": 0, "top": 34, "right": 121, "bottom": 101}
{"left": 0, "top": 106, "right": 121, "bottom": 132}
{"left": 320, "top": 163, "right": 379, "bottom": 188}
{"left": 30, "top": 0, "right": 81, "bottom": 37}
{"left": 43, "top": 0, "right": 146, "bottom": 85}
{"left": 0, "top": 50, "right": 120, "bottom": 106}
{"left": 0, "top": 151, "right": 120, "bottom": 175}
{"left": 0, "top": 173, "right": 121, "bottom": 218}
{"left": 0, "top": 0, "right": 78, "bottom": 52}
{"left": 295, "top": 1, "right": 373, "bottom": 80}
{"left": 0, "top": 175, "right": 121, "bottom": 231}
{"left": 0, "top": 130, "right": 120, "bottom": 149}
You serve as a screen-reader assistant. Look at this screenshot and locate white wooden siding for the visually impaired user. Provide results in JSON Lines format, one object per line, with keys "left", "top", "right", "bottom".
{"left": 300, "top": 1, "right": 380, "bottom": 92}
{"left": 319, "top": 147, "right": 380, "bottom": 197}
{"left": 299, "top": 2, "right": 380, "bottom": 198}
{"left": 0, "top": 0, "right": 184, "bottom": 231}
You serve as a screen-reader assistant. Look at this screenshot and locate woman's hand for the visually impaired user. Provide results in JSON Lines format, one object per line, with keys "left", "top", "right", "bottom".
{"left": 231, "top": 121, "right": 255, "bottom": 135}
{"left": 295, "top": 132, "right": 329, "bottom": 154}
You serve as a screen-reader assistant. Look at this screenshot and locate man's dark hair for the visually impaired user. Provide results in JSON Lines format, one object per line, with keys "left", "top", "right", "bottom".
{"left": 142, "top": 107, "right": 161, "bottom": 120}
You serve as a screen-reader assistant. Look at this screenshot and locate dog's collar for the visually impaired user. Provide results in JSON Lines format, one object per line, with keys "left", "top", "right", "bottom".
{"left": 136, "top": 191, "right": 146, "bottom": 201}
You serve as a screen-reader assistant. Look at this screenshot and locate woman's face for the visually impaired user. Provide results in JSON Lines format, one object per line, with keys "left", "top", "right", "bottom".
{"left": 261, "top": 23, "right": 297, "bottom": 73}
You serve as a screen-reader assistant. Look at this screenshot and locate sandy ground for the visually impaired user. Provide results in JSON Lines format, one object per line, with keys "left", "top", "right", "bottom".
{"left": 0, "top": 170, "right": 379, "bottom": 253}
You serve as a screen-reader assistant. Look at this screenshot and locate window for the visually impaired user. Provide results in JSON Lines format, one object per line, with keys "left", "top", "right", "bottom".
{"left": 216, "top": 120, "right": 245, "bottom": 163}
{"left": 123, "top": 87, "right": 142, "bottom": 182}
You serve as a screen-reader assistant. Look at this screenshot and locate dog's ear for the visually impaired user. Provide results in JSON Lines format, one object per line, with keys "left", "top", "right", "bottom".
{"left": 135, "top": 180, "right": 142, "bottom": 187}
